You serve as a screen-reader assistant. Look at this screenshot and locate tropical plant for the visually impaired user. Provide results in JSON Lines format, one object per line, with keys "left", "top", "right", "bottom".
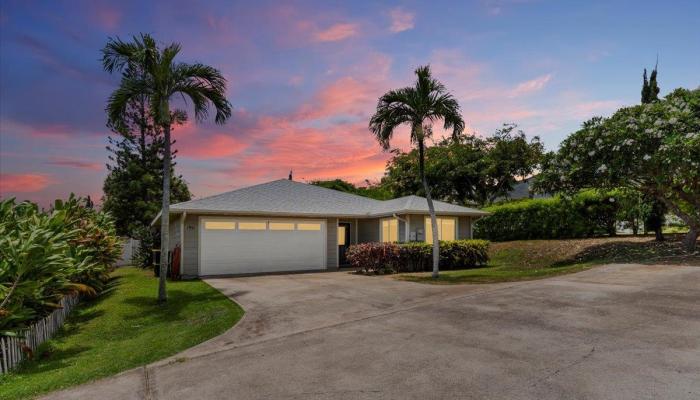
{"left": 0, "top": 196, "right": 121, "bottom": 333}
{"left": 535, "top": 88, "right": 700, "bottom": 251}
{"left": 369, "top": 65, "right": 465, "bottom": 278}
{"left": 103, "top": 34, "right": 232, "bottom": 302}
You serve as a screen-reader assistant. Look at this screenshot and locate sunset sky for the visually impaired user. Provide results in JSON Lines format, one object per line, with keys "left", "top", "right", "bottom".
{"left": 1, "top": 0, "right": 699, "bottom": 207}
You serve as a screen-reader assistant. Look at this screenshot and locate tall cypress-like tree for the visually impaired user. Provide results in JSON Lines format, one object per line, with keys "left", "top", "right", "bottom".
{"left": 640, "top": 63, "right": 666, "bottom": 241}
{"left": 102, "top": 103, "right": 191, "bottom": 237}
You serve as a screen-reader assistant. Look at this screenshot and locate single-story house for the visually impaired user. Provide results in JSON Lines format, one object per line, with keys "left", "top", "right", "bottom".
{"left": 153, "top": 179, "right": 488, "bottom": 277}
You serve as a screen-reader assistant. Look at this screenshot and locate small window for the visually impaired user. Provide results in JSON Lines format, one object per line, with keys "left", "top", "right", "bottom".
{"left": 269, "top": 222, "right": 295, "bottom": 231}
{"left": 205, "top": 221, "right": 236, "bottom": 230}
{"left": 425, "top": 217, "right": 456, "bottom": 243}
{"left": 238, "top": 221, "right": 267, "bottom": 230}
{"left": 338, "top": 226, "right": 346, "bottom": 245}
{"left": 381, "top": 218, "right": 398, "bottom": 242}
{"left": 297, "top": 222, "right": 321, "bottom": 231}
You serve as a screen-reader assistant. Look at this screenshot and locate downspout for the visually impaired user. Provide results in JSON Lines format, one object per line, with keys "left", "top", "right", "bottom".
{"left": 470, "top": 215, "right": 486, "bottom": 239}
{"left": 180, "top": 212, "right": 186, "bottom": 276}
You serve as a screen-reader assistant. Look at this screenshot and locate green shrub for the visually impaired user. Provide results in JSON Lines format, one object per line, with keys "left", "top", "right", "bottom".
{"left": 474, "top": 190, "right": 620, "bottom": 241}
{"left": 0, "top": 196, "right": 121, "bottom": 333}
{"left": 440, "top": 240, "right": 490, "bottom": 269}
{"left": 347, "top": 240, "right": 490, "bottom": 274}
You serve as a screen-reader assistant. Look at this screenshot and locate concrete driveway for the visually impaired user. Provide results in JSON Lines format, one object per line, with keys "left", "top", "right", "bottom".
{"left": 44, "top": 263, "right": 700, "bottom": 400}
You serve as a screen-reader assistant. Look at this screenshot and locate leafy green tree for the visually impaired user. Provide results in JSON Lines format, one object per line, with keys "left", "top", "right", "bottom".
{"left": 369, "top": 65, "right": 465, "bottom": 278}
{"left": 383, "top": 124, "right": 543, "bottom": 206}
{"left": 103, "top": 34, "right": 232, "bottom": 302}
{"left": 310, "top": 179, "right": 393, "bottom": 200}
{"left": 640, "top": 64, "right": 667, "bottom": 240}
{"left": 536, "top": 88, "right": 700, "bottom": 251}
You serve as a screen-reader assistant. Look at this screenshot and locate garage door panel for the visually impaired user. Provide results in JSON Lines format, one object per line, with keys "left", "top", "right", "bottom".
{"left": 200, "top": 218, "right": 326, "bottom": 275}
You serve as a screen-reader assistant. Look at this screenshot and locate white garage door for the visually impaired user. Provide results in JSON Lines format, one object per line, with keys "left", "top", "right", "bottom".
{"left": 199, "top": 217, "right": 327, "bottom": 276}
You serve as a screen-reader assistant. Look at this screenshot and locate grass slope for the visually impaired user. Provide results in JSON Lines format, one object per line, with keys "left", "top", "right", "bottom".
{"left": 399, "top": 235, "right": 699, "bottom": 284}
{"left": 0, "top": 267, "right": 243, "bottom": 400}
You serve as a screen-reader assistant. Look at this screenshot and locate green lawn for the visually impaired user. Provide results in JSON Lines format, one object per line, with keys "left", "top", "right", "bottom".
{"left": 0, "top": 267, "right": 244, "bottom": 400}
{"left": 398, "top": 246, "right": 595, "bottom": 284}
{"left": 398, "top": 235, "right": 699, "bottom": 284}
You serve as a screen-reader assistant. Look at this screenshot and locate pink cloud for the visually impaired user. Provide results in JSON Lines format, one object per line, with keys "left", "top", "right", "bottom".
{"left": 179, "top": 133, "right": 248, "bottom": 159}
{"left": 388, "top": 8, "right": 415, "bottom": 33}
{"left": 296, "top": 77, "right": 377, "bottom": 120}
{"left": 1, "top": 119, "right": 84, "bottom": 139}
{"left": 509, "top": 73, "right": 553, "bottom": 97}
{"left": 0, "top": 173, "right": 53, "bottom": 193}
{"left": 313, "top": 23, "right": 359, "bottom": 42}
{"left": 571, "top": 100, "right": 623, "bottom": 119}
{"left": 92, "top": 4, "right": 121, "bottom": 30}
{"left": 47, "top": 158, "right": 102, "bottom": 170}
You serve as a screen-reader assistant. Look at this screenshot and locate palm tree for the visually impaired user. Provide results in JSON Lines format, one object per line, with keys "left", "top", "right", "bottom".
{"left": 369, "top": 65, "right": 465, "bottom": 278}
{"left": 103, "top": 34, "right": 232, "bottom": 302}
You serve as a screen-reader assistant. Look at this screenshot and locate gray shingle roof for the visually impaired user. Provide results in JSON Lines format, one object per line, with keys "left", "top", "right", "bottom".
{"left": 170, "top": 179, "right": 487, "bottom": 217}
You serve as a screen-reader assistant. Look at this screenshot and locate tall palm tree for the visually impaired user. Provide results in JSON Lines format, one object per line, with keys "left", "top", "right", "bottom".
{"left": 103, "top": 34, "right": 232, "bottom": 302}
{"left": 369, "top": 65, "right": 465, "bottom": 278}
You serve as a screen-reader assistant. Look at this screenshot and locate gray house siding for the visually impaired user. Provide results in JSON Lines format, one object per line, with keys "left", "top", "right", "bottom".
{"left": 458, "top": 216, "right": 471, "bottom": 239}
{"left": 182, "top": 214, "right": 199, "bottom": 276}
{"left": 327, "top": 217, "right": 338, "bottom": 269}
{"left": 168, "top": 214, "right": 181, "bottom": 252}
{"left": 358, "top": 218, "right": 380, "bottom": 243}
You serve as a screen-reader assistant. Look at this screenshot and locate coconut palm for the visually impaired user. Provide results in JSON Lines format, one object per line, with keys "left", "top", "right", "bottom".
{"left": 103, "top": 34, "right": 232, "bottom": 302}
{"left": 369, "top": 65, "right": 465, "bottom": 278}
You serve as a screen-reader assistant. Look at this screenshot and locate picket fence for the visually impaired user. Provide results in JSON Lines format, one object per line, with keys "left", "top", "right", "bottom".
{"left": 0, "top": 294, "right": 79, "bottom": 374}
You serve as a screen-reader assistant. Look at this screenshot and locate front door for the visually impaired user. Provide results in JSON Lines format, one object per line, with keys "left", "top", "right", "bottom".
{"left": 338, "top": 222, "right": 351, "bottom": 266}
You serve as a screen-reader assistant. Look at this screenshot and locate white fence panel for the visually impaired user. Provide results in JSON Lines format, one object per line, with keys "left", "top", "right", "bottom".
{"left": 0, "top": 294, "right": 79, "bottom": 374}
{"left": 116, "top": 237, "right": 139, "bottom": 266}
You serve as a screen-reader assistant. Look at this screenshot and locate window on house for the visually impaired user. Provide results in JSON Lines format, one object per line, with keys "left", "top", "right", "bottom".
{"left": 238, "top": 221, "right": 267, "bottom": 230}
{"left": 381, "top": 218, "right": 399, "bottom": 242}
{"left": 424, "top": 217, "right": 456, "bottom": 243}
{"left": 269, "top": 222, "right": 295, "bottom": 230}
{"left": 297, "top": 222, "right": 321, "bottom": 231}
{"left": 338, "top": 226, "right": 346, "bottom": 245}
{"left": 204, "top": 221, "right": 236, "bottom": 230}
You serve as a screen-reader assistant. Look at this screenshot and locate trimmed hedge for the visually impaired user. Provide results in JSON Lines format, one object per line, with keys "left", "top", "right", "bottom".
{"left": 474, "top": 190, "right": 619, "bottom": 242}
{"left": 346, "top": 240, "right": 490, "bottom": 274}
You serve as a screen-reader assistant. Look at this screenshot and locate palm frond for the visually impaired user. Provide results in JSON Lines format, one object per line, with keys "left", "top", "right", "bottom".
{"left": 171, "top": 63, "right": 232, "bottom": 124}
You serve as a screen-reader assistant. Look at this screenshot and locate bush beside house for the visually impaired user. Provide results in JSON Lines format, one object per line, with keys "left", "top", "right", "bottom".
{"left": 347, "top": 240, "right": 489, "bottom": 274}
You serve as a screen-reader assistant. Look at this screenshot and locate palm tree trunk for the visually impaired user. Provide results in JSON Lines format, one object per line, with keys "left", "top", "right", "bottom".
{"left": 418, "top": 139, "right": 440, "bottom": 278}
{"left": 684, "top": 227, "right": 698, "bottom": 252}
{"left": 158, "top": 122, "right": 171, "bottom": 303}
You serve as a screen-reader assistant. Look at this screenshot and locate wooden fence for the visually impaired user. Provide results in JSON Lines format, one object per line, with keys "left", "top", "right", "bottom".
{"left": 0, "top": 294, "right": 79, "bottom": 374}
